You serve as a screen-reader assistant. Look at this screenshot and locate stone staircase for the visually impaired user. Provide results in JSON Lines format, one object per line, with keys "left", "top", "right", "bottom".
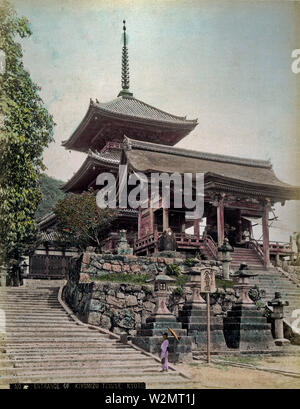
{"left": 250, "top": 268, "right": 300, "bottom": 327}
{"left": 0, "top": 281, "right": 191, "bottom": 388}
{"left": 231, "top": 247, "right": 265, "bottom": 271}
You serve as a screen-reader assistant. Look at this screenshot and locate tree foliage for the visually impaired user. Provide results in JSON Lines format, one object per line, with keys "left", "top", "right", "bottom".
{"left": 54, "top": 189, "right": 118, "bottom": 251}
{"left": 0, "top": 1, "right": 54, "bottom": 284}
{"left": 35, "top": 174, "right": 65, "bottom": 220}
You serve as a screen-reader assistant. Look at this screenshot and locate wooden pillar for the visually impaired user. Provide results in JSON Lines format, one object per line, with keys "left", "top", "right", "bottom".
{"left": 181, "top": 221, "right": 186, "bottom": 233}
{"left": 138, "top": 207, "right": 142, "bottom": 240}
{"left": 237, "top": 209, "right": 243, "bottom": 243}
{"left": 163, "top": 207, "right": 169, "bottom": 231}
{"left": 262, "top": 203, "right": 271, "bottom": 268}
{"left": 149, "top": 207, "right": 154, "bottom": 235}
{"left": 194, "top": 218, "right": 200, "bottom": 238}
{"left": 217, "top": 198, "right": 224, "bottom": 246}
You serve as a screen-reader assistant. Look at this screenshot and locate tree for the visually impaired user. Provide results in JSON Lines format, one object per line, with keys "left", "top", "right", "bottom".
{"left": 54, "top": 189, "right": 118, "bottom": 252}
{"left": 0, "top": 1, "right": 54, "bottom": 285}
{"left": 35, "top": 174, "right": 65, "bottom": 220}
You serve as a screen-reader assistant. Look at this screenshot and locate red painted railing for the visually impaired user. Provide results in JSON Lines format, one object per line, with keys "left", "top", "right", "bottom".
{"left": 257, "top": 240, "right": 293, "bottom": 255}
{"left": 103, "top": 231, "right": 292, "bottom": 261}
{"left": 203, "top": 234, "right": 218, "bottom": 259}
{"left": 248, "top": 239, "right": 265, "bottom": 264}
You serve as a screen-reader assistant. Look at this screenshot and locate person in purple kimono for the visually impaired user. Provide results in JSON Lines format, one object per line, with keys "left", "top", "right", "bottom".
{"left": 160, "top": 332, "right": 169, "bottom": 372}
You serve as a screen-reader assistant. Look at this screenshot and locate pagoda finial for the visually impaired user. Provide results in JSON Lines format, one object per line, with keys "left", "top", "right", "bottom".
{"left": 118, "top": 20, "right": 133, "bottom": 98}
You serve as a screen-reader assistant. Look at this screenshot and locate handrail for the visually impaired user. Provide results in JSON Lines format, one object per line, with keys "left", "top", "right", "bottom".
{"left": 203, "top": 234, "right": 218, "bottom": 259}
{"left": 248, "top": 238, "right": 265, "bottom": 263}
{"left": 256, "top": 240, "right": 293, "bottom": 252}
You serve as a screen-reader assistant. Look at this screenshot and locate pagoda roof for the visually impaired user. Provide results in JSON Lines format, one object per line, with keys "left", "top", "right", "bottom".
{"left": 95, "top": 97, "right": 197, "bottom": 124}
{"left": 61, "top": 149, "right": 120, "bottom": 193}
{"left": 62, "top": 96, "right": 198, "bottom": 152}
{"left": 122, "top": 137, "right": 300, "bottom": 201}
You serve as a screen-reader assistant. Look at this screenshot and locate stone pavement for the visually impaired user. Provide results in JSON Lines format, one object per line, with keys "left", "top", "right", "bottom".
{"left": 0, "top": 280, "right": 192, "bottom": 388}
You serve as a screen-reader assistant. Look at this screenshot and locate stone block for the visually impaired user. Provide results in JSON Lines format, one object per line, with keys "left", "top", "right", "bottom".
{"left": 125, "top": 295, "right": 138, "bottom": 307}
{"left": 112, "top": 264, "right": 122, "bottom": 272}
{"left": 130, "top": 264, "right": 141, "bottom": 273}
{"left": 102, "top": 263, "right": 111, "bottom": 270}
{"left": 126, "top": 255, "right": 138, "bottom": 260}
{"left": 143, "top": 301, "right": 155, "bottom": 312}
{"left": 89, "top": 299, "right": 104, "bottom": 312}
{"left": 87, "top": 312, "right": 101, "bottom": 326}
{"left": 107, "top": 295, "right": 124, "bottom": 307}
{"left": 100, "top": 315, "right": 112, "bottom": 330}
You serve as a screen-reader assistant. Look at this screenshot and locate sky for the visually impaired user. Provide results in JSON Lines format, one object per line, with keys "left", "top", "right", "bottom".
{"left": 11, "top": 0, "right": 300, "bottom": 242}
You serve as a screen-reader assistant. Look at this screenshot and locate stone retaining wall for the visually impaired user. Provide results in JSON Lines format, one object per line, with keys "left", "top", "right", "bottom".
{"left": 80, "top": 251, "right": 221, "bottom": 277}
{"left": 63, "top": 254, "right": 239, "bottom": 336}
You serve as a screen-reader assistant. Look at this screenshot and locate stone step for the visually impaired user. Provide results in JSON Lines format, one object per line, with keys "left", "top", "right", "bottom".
{"left": 0, "top": 306, "right": 65, "bottom": 310}
{"left": 231, "top": 264, "right": 264, "bottom": 269}
{"left": 1, "top": 313, "right": 74, "bottom": 317}
{"left": 0, "top": 297, "right": 58, "bottom": 300}
{"left": 2, "top": 313, "right": 72, "bottom": 318}
{"left": 261, "top": 293, "right": 300, "bottom": 298}
{"left": 257, "top": 283, "right": 300, "bottom": 289}
{"left": 5, "top": 338, "right": 121, "bottom": 345}
{"left": 6, "top": 328, "right": 112, "bottom": 342}
{"left": 0, "top": 360, "right": 12, "bottom": 368}
{"left": 0, "top": 300, "right": 60, "bottom": 308}
{"left": 4, "top": 352, "right": 144, "bottom": 361}
{"left": 255, "top": 280, "right": 298, "bottom": 285}
{"left": 2, "top": 323, "right": 85, "bottom": 329}
{"left": 5, "top": 346, "right": 138, "bottom": 353}
{"left": 0, "top": 367, "right": 178, "bottom": 379}
{"left": 4, "top": 354, "right": 152, "bottom": 363}
{"left": 0, "top": 362, "right": 162, "bottom": 375}
{"left": 0, "top": 373, "right": 189, "bottom": 387}
{"left": 7, "top": 357, "right": 157, "bottom": 368}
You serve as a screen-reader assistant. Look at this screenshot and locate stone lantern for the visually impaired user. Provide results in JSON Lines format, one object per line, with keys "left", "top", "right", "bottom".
{"left": 223, "top": 263, "right": 274, "bottom": 350}
{"left": 132, "top": 270, "right": 193, "bottom": 362}
{"left": 218, "top": 238, "right": 234, "bottom": 280}
{"left": 187, "top": 267, "right": 206, "bottom": 306}
{"left": 268, "top": 292, "right": 290, "bottom": 346}
{"left": 232, "top": 263, "right": 258, "bottom": 305}
{"left": 148, "top": 273, "right": 176, "bottom": 318}
{"left": 116, "top": 229, "right": 133, "bottom": 255}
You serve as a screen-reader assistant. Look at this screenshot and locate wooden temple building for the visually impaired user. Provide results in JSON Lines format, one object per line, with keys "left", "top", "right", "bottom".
{"left": 38, "top": 20, "right": 300, "bottom": 274}
{"left": 120, "top": 136, "right": 300, "bottom": 269}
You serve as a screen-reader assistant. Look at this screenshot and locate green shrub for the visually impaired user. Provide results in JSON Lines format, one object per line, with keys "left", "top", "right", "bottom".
{"left": 166, "top": 264, "right": 181, "bottom": 277}
{"left": 184, "top": 258, "right": 195, "bottom": 267}
{"left": 172, "top": 286, "right": 184, "bottom": 297}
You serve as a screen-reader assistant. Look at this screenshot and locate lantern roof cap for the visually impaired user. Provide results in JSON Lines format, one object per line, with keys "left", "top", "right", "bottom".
{"left": 232, "top": 263, "right": 258, "bottom": 277}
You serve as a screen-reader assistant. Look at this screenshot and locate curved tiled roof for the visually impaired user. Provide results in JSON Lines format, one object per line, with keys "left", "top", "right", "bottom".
{"left": 62, "top": 96, "right": 198, "bottom": 152}
{"left": 61, "top": 150, "right": 121, "bottom": 193}
{"left": 95, "top": 96, "right": 197, "bottom": 125}
{"left": 123, "top": 137, "right": 300, "bottom": 200}
{"left": 123, "top": 138, "right": 272, "bottom": 169}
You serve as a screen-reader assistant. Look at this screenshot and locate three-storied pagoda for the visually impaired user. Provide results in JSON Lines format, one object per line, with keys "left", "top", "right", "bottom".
{"left": 41, "top": 20, "right": 300, "bottom": 270}
{"left": 61, "top": 20, "right": 197, "bottom": 248}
